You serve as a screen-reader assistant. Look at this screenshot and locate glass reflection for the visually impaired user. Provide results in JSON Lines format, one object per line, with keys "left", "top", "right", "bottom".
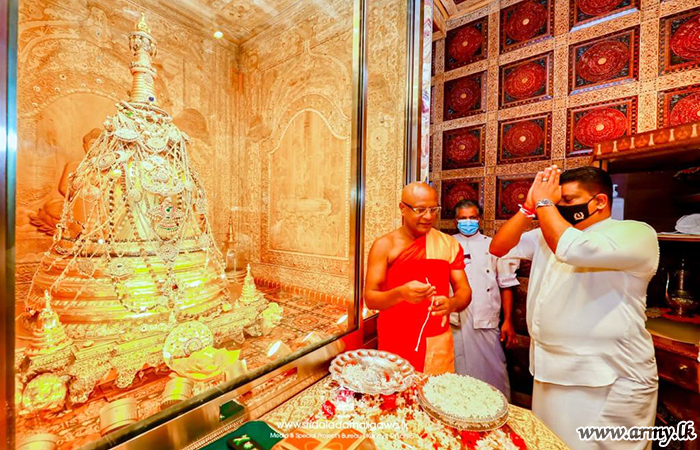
{"left": 13, "top": 0, "right": 358, "bottom": 447}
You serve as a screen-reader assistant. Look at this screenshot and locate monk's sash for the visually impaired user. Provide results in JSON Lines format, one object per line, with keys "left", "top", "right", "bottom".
{"left": 377, "top": 229, "right": 464, "bottom": 373}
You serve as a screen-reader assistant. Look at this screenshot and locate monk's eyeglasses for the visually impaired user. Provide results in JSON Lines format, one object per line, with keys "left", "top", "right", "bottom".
{"left": 402, "top": 202, "right": 441, "bottom": 216}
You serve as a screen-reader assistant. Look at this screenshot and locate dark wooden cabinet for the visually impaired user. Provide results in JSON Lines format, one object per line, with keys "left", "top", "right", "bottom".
{"left": 656, "top": 345, "right": 699, "bottom": 394}
{"left": 596, "top": 121, "right": 700, "bottom": 448}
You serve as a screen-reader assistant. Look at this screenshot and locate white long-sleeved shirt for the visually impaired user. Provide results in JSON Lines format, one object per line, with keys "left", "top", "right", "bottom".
{"left": 503, "top": 218, "right": 659, "bottom": 387}
{"left": 453, "top": 232, "right": 520, "bottom": 329}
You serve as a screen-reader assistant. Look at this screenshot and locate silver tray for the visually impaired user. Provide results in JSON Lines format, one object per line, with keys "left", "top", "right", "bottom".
{"left": 329, "top": 350, "right": 417, "bottom": 395}
{"left": 416, "top": 376, "right": 509, "bottom": 432}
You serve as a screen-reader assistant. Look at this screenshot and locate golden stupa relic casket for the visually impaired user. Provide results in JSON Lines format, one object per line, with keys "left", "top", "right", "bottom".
{"left": 16, "top": 15, "right": 282, "bottom": 409}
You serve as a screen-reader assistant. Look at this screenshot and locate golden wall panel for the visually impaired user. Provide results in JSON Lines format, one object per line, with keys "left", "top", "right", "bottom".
{"left": 236, "top": 0, "right": 410, "bottom": 299}
{"left": 364, "top": 0, "right": 409, "bottom": 264}
{"left": 238, "top": 0, "right": 355, "bottom": 299}
{"left": 431, "top": 0, "right": 700, "bottom": 233}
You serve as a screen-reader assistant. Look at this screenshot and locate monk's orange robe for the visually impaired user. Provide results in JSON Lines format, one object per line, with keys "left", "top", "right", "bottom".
{"left": 377, "top": 229, "right": 465, "bottom": 374}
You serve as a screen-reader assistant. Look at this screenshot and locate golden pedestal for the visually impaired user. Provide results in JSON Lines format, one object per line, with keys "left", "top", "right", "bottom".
{"left": 161, "top": 377, "right": 195, "bottom": 410}
{"left": 16, "top": 434, "right": 59, "bottom": 450}
{"left": 100, "top": 398, "right": 139, "bottom": 436}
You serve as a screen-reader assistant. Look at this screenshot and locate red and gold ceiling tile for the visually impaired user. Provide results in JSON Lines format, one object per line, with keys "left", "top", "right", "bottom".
{"left": 445, "top": 16, "right": 488, "bottom": 72}
{"left": 658, "top": 83, "right": 700, "bottom": 127}
{"left": 498, "top": 113, "right": 552, "bottom": 164}
{"left": 440, "top": 177, "right": 483, "bottom": 220}
{"left": 567, "top": 96, "right": 637, "bottom": 155}
{"left": 443, "top": 71, "right": 487, "bottom": 121}
{"left": 501, "top": 0, "right": 554, "bottom": 54}
{"left": 442, "top": 124, "right": 485, "bottom": 170}
{"left": 660, "top": 6, "right": 700, "bottom": 74}
{"left": 496, "top": 176, "right": 536, "bottom": 220}
{"left": 500, "top": 52, "right": 553, "bottom": 109}
{"left": 570, "top": 0, "right": 637, "bottom": 29}
{"left": 569, "top": 26, "right": 639, "bottom": 93}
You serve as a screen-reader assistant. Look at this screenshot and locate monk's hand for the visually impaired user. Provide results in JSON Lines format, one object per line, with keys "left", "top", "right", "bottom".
{"left": 500, "top": 320, "right": 517, "bottom": 349}
{"left": 430, "top": 295, "right": 452, "bottom": 317}
{"left": 401, "top": 280, "right": 436, "bottom": 304}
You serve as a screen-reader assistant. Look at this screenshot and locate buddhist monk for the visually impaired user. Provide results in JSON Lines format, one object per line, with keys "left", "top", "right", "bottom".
{"left": 364, "top": 182, "right": 471, "bottom": 374}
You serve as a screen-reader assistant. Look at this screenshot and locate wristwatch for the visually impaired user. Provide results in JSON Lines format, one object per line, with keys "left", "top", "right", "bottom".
{"left": 535, "top": 199, "right": 555, "bottom": 209}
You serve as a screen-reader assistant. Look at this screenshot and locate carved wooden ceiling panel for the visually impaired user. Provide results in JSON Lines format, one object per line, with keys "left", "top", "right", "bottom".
{"left": 142, "top": 0, "right": 304, "bottom": 43}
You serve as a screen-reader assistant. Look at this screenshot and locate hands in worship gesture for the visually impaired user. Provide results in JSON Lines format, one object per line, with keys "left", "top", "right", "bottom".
{"left": 491, "top": 165, "right": 565, "bottom": 257}
{"left": 529, "top": 165, "right": 562, "bottom": 205}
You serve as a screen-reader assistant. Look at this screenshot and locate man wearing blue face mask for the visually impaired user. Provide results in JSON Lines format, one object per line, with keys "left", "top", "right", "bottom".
{"left": 490, "top": 166, "right": 658, "bottom": 450}
{"left": 450, "top": 199, "right": 519, "bottom": 400}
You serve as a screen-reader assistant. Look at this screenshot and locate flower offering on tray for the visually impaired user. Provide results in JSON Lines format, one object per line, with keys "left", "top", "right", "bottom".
{"left": 288, "top": 379, "right": 525, "bottom": 450}
{"left": 418, "top": 373, "right": 509, "bottom": 431}
{"left": 330, "top": 350, "right": 417, "bottom": 395}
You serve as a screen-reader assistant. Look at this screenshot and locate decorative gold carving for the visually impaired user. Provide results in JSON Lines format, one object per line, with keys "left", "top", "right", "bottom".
{"left": 239, "top": 265, "right": 265, "bottom": 306}
{"left": 231, "top": 0, "right": 357, "bottom": 299}
{"left": 13, "top": 0, "right": 403, "bottom": 445}
{"left": 19, "top": 373, "right": 69, "bottom": 416}
{"left": 68, "top": 341, "right": 114, "bottom": 404}
{"left": 261, "top": 302, "right": 284, "bottom": 335}
{"left": 22, "top": 291, "right": 73, "bottom": 379}
{"left": 364, "top": 0, "right": 409, "bottom": 268}
{"left": 163, "top": 321, "right": 215, "bottom": 367}
{"left": 169, "top": 346, "right": 241, "bottom": 382}
{"left": 16, "top": 1, "right": 236, "bottom": 315}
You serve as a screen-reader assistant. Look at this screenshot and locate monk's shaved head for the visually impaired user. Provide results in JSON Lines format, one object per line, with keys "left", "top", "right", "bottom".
{"left": 401, "top": 182, "right": 438, "bottom": 204}
{"left": 399, "top": 182, "right": 439, "bottom": 236}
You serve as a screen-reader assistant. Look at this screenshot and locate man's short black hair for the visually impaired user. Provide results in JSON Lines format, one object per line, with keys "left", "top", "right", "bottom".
{"left": 560, "top": 166, "right": 613, "bottom": 202}
{"left": 454, "top": 199, "right": 482, "bottom": 216}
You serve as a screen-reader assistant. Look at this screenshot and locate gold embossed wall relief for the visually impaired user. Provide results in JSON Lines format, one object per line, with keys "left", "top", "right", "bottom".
{"left": 15, "top": 11, "right": 285, "bottom": 442}
{"left": 236, "top": 0, "right": 357, "bottom": 299}
{"left": 364, "top": 0, "right": 410, "bottom": 266}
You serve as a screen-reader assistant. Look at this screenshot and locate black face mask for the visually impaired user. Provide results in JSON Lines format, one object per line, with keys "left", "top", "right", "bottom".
{"left": 556, "top": 196, "right": 598, "bottom": 225}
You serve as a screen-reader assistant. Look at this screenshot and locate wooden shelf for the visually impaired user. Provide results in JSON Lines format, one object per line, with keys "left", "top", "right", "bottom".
{"left": 658, "top": 233, "right": 700, "bottom": 242}
{"left": 594, "top": 146, "right": 700, "bottom": 174}
{"left": 590, "top": 121, "right": 700, "bottom": 174}
{"left": 679, "top": 193, "right": 700, "bottom": 204}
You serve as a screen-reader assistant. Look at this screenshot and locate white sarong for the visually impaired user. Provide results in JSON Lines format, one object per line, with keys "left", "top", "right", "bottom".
{"left": 452, "top": 309, "right": 511, "bottom": 401}
{"left": 532, "top": 377, "right": 658, "bottom": 450}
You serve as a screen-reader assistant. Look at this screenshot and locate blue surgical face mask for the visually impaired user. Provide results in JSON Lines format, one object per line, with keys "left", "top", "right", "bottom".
{"left": 457, "top": 219, "right": 479, "bottom": 236}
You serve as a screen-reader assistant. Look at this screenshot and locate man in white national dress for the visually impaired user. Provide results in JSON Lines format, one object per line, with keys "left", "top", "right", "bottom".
{"left": 450, "top": 199, "right": 519, "bottom": 401}
{"left": 490, "top": 165, "right": 658, "bottom": 450}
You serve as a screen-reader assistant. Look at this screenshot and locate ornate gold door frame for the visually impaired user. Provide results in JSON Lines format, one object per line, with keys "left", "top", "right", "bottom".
{"left": 1, "top": 0, "right": 19, "bottom": 447}
{"left": 404, "top": 0, "right": 426, "bottom": 184}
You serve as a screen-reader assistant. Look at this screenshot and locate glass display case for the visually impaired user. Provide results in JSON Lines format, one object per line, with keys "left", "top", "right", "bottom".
{"left": 0, "top": 0, "right": 419, "bottom": 448}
